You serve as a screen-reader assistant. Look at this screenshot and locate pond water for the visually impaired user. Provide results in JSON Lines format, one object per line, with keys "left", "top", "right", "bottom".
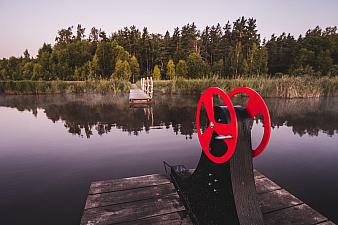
{"left": 0, "top": 94, "right": 337, "bottom": 225}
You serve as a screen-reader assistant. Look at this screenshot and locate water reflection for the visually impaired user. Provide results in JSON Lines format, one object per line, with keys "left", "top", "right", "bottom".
{"left": 0, "top": 94, "right": 337, "bottom": 225}
{"left": 0, "top": 95, "right": 337, "bottom": 138}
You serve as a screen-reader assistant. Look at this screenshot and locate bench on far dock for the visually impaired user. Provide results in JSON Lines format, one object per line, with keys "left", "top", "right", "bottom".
{"left": 80, "top": 170, "right": 334, "bottom": 225}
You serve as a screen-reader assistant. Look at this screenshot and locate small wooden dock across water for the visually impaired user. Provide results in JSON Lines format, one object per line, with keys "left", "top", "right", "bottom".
{"left": 80, "top": 170, "right": 334, "bottom": 225}
{"left": 129, "top": 88, "right": 151, "bottom": 104}
{"left": 129, "top": 78, "right": 153, "bottom": 104}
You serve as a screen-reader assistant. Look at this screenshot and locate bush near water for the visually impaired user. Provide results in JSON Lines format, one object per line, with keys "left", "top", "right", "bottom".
{"left": 0, "top": 80, "right": 130, "bottom": 95}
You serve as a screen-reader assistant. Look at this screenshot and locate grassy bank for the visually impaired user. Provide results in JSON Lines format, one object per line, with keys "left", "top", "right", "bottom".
{"left": 1, "top": 76, "right": 337, "bottom": 97}
{"left": 154, "top": 76, "right": 338, "bottom": 98}
{"left": 0, "top": 80, "right": 131, "bottom": 95}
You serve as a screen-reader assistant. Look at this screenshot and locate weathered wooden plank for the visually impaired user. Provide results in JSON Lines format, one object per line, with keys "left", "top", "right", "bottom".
{"left": 255, "top": 176, "right": 282, "bottom": 194}
{"left": 85, "top": 183, "right": 176, "bottom": 209}
{"left": 129, "top": 99, "right": 151, "bottom": 104}
{"left": 129, "top": 89, "right": 150, "bottom": 100}
{"left": 253, "top": 169, "right": 265, "bottom": 179}
{"left": 258, "top": 189, "right": 303, "bottom": 213}
{"left": 89, "top": 174, "right": 170, "bottom": 194}
{"left": 80, "top": 193, "right": 185, "bottom": 225}
{"left": 82, "top": 171, "right": 335, "bottom": 225}
{"left": 263, "top": 203, "right": 328, "bottom": 225}
{"left": 116, "top": 211, "right": 192, "bottom": 225}
{"left": 317, "top": 221, "right": 336, "bottom": 225}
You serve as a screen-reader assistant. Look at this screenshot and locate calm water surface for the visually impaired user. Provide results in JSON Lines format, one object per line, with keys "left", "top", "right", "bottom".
{"left": 0, "top": 94, "right": 337, "bottom": 225}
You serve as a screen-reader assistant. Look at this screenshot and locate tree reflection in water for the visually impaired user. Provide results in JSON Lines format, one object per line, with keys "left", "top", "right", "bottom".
{"left": 0, "top": 94, "right": 337, "bottom": 138}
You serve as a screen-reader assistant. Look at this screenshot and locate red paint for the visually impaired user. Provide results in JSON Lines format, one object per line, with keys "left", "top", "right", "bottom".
{"left": 229, "top": 87, "right": 271, "bottom": 157}
{"left": 196, "top": 87, "right": 238, "bottom": 164}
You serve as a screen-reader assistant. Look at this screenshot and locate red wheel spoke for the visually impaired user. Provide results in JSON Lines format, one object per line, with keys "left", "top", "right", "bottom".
{"left": 214, "top": 123, "right": 232, "bottom": 136}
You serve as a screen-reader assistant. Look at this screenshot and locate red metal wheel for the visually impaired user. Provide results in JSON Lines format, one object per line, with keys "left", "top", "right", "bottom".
{"left": 196, "top": 87, "right": 238, "bottom": 164}
{"left": 228, "top": 87, "right": 271, "bottom": 157}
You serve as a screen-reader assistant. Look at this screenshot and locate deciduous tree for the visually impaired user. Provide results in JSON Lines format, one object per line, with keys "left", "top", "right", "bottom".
{"left": 166, "top": 59, "right": 175, "bottom": 79}
{"left": 153, "top": 65, "right": 161, "bottom": 80}
{"left": 176, "top": 60, "right": 188, "bottom": 78}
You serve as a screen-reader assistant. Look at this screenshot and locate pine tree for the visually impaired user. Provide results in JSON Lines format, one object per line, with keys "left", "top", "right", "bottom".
{"left": 93, "top": 41, "right": 114, "bottom": 78}
{"left": 187, "top": 53, "right": 208, "bottom": 78}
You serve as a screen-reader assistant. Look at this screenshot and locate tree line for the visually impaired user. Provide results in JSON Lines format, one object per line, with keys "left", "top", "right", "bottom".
{"left": 0, "top": 17, "right": 337, "bottom": 81}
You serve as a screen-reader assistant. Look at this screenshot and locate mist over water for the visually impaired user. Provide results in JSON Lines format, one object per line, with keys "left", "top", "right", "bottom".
{"left": 0, "top": 94, "right": 337, "bottom": 225}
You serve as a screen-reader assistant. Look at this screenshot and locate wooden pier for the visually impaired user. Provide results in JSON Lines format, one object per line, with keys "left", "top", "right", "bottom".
{"left": 129, "top": 78, "right": 153, "bottom": 104}
{"left": 80, "top": 170, "right": 334, "bottom": 225}
{"left": 129, "top": 88, "right": 151, "bottom": 104}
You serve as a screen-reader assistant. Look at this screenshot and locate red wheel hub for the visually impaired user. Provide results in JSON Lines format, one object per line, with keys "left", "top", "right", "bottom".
{"left": 228, "top": 87, "right": 271, "bottom": 157}
{"left": 196, "top": 87, "right": 238, "bottom": 164}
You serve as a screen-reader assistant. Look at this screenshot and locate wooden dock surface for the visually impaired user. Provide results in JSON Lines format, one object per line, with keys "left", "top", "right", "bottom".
{"left": 80, "top": 170, "right": 334, "bottom": 225}
{"left": 129, "top": 85, "right": 151, "bottom": 104}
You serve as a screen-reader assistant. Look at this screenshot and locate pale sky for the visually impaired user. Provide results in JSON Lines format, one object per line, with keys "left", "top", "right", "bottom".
{"left": 0, "top": 0, "right": 337, "bottom": 58}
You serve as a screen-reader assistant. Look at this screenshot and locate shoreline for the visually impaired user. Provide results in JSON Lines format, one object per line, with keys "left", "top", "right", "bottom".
{"left": 0, "top": 76, "right": 337, "bottom": 98}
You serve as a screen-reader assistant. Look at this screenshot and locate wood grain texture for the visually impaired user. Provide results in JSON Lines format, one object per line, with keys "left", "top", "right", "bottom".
{"left": 255, "top": 177, "right": 282, "bottom": 194}
{"left": 258, "top": 189, "right": 302, "bottom": 213}
{"left": 89, "top": 174, "right": 170, "bottom": 194}
{"left": 254, "top": 169, "right": 265, "bottom": 179}
{"left": 85, "top": 183, "right": 176, "bottom": 209}
{"left": 129, "top": 88, "right": 151, "bottom": 104}
{"left": 317, "top": 221, "right": 336, "bottom": 225}
{"left": 129, "top": 89, "right": 150, "bottom": 100}
{"left": 81, "top": 193, "right": 185, "bottom": 225}
{"left": 263, "top": 203, "right": 328, "bottom": 225}
{"left": 81, "top": 171, "right": 335, "bottom": 225}
{"left": 116, "top": 211, "right": 192, "bottom": 225}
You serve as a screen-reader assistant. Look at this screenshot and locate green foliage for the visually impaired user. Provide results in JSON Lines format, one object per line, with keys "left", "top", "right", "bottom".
{"left": 176, "top": 60, "right": 188, "bottom": 78}
{"left": 153, "top": 65, "right": 161, "bottom": 80}
{"left": 22, "top": 61, "right": 34, "bottom": 80}
{"left": 130, "top": 55, "right": 140, "bottom": 81}
{"left": 187, "top": 53, "right": 209, "bottom": 78}
{"left": 0, "top": 22, "right": 337, "bottom": 82}
{"left": 32, "top": 63, "right": 44, "bottom": 80}
{"left": 212, "top": 59, "right": 224, "bottom": 76}
{"left": 0, "top": 80, "right": 131, "bottom": 94}
{"left": 329, "top": 65, "right": 338, "bottom": 76}
{"left": 153, "top": 76, "right": 338, "bottom": 97}
{"left": 94, "top": 41, "right": 114, "bottom": 79}
{"left": 114, "top": 59, "right": 132, "bottom": 80}
{"left": 166, "top": 59, "right": 176, "bottom": 79}
{"left": 73, "top": 62, "right": 91, "bottom": 80}
{"left": 115, "top": 45, "right": 130, "bottom": 61}
{"left": 266, "top": 26, "right": 338, "bottom": 77}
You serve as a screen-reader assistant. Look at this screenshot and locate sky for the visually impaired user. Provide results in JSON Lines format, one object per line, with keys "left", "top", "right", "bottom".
{"left": 0, "top": 0, "right": 337, "bottom": 58}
